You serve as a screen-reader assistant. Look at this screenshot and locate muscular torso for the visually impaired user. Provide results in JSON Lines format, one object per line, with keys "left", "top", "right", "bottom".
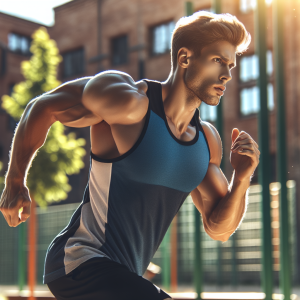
{"left": 90, "top": 82, "right": 198, "bottom": 160}
{"left": 90, "top": 117, "right": 148, "bottom": 159}
{"left": 50, "top": 72, "right": 217, "bottom": 166}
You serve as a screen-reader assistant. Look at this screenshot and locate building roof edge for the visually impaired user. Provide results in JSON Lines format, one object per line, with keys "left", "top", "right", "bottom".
{"left": 53, "top": 0, "right": 86, "bottom": 11}
{"left": 0, "top": 11, "right": 51, "bottom": 27}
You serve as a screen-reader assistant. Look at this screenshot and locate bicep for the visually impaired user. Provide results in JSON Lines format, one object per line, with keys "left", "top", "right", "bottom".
{"left": 32, "top": 76, "right": 102, "bottom": 128}
{"left": 47, "top": 90, "right": 101, "bottom": 128}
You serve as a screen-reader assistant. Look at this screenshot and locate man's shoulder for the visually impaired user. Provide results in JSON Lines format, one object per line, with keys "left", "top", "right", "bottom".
{"left": 199, "top": 119, "right": 222, "bottom": 166}
{"left": 82, "top": 70, "right": 148, "bottom": 126}
{"left": 85, "top": 70, "right": 136, "bottom": 89}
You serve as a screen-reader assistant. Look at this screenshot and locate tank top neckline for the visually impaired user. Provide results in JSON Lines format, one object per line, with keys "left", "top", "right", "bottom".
{"left": 147, "top": 80, "right": 200, "bottom": 146}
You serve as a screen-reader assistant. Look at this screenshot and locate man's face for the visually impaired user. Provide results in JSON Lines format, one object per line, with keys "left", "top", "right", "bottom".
{"left": 184, "top": 40, "right": 237, "bottom": 106}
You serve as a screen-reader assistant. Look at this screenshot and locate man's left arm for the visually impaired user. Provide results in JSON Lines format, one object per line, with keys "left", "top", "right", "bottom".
{"left": 191, "top": 125, "right": 260, "bottom": 242}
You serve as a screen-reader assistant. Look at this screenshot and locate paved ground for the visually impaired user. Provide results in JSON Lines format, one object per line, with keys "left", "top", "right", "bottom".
{"left": 170, "top": 285, "right": 300, "bottom": 299}
{"left": 0, "top": 285, "right": 299, "bottom": 299}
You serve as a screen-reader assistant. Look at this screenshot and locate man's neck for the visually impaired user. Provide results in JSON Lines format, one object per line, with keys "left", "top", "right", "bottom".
{"left": 160, "top": 72, "right": 200, "bottom": 135}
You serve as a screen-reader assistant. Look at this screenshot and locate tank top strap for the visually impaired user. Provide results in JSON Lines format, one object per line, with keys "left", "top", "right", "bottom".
{"left": 143, "top": 79, "right": 165, "bottom": 119}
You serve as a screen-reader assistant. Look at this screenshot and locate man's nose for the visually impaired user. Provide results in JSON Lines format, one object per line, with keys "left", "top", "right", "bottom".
{"left": 220, "top": 69, "right": 232, "bottom": 83}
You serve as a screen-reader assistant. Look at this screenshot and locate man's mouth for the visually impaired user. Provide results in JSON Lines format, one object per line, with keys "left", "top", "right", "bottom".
{"left": 214, "top": 87, "right": 224, "bottom": 96}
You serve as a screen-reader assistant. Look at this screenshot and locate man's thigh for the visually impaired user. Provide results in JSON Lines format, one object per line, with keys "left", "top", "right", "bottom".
{"left": 47, "top": 257, "right": 172, "bottom": 300}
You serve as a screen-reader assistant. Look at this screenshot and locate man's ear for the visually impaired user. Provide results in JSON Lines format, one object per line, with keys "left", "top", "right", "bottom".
{"left": 177, "top": 47, "right": 192, "bottom": 69}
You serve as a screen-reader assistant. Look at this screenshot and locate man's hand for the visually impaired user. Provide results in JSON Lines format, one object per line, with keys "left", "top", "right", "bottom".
{"left": 230, "top": 128, "right": 260, "bottom": 182}
{"left": 0, "top": 183, "right": 31, "bottom": 227}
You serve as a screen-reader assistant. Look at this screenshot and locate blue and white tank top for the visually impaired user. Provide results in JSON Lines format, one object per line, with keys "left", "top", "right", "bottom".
{"left": 43, "top": 79, "right": 210, "bottom": 284}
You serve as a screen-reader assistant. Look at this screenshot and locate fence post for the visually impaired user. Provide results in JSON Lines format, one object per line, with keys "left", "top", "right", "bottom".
{"left": 231, "top": 234, "right": 238, "bottom": 287}
{"left": 162, "top": 226, "right": 171, "bottom": 291}
{"left": 254, "top": 0, "right": 273, "bottom": 298}
{"left": 273, "top": 0, "right": 291, "bottom": 297}
{"left": 194, "top": 207, "right": 202, "bottom": 300}
{"left": 170, "top": 214, "right": 178, "bottom": 291}
{"left": 28, "top": 199, "right": 37, "bottom": 300}
{"left": 18, "top": 222, "right": 26, "bottom": 291}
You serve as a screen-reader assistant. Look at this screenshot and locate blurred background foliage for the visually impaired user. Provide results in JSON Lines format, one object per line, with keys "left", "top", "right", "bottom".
{"left": 1, "top": 27, "right": 86, "bottom": 208}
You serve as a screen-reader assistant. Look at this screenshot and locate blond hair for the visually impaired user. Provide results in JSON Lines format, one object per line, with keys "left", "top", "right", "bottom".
{"left": 171, "top": 11, "right": 251, "bottom": 73}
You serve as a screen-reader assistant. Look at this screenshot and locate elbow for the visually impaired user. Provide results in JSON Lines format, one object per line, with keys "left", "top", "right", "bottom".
{"left": 204, "top": 220, "right": 232, "bottom": 243}
{"left": 214, "top": 233, "right": 231, "bottom": 243}
{"left": 209, "top": 231, "right": 231, "bottom": 243}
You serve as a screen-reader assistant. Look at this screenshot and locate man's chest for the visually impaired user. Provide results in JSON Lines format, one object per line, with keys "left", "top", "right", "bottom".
{"left": 90, "top": 113, "right": 196, "bottom": 161}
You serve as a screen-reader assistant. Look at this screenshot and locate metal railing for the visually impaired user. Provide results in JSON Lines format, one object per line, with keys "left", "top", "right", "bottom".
{"left": 0, "top": 182, "right": 297, "bottom": 291}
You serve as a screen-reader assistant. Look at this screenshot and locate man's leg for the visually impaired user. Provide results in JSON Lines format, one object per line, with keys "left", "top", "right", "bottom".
{"left": 47, "top": 257, "right": 172, "bottom": 300}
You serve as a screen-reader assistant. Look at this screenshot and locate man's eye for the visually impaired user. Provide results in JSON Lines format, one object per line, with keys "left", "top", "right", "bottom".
{"left": 214, "top": 58, "right": 222, "bottom": 63}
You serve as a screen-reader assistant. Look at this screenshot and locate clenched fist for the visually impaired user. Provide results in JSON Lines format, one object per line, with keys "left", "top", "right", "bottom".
{"left": 0, "top": 182, "right": 31, "bottom": 227}
{"left": 230, "top": 128, "right": 260, "bottom": 182}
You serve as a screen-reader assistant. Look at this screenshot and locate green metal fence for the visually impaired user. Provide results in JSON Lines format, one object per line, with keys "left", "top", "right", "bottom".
{"left": 0, "top": 182, "right": 297, "bottom": 287}
{"left": 0, "top": 203, "right": 79, "bottom": 285}
{"left": 151, "top": 182, "right": 297, "bottom": 288}
{"left": 0, "top": 218, "right": 19, "bottom": 285}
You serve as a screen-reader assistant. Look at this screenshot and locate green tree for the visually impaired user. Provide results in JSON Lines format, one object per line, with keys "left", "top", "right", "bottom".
{"left": 2, "top": 27, "right": 86, "bottom": 208}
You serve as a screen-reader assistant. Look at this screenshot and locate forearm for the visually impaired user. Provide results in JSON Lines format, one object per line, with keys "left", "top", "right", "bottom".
{"left": 207, "top": 171, "right": 250, "bottom": 236}
{"left": 5, "top": 97, "right": 55, "bottom": 184}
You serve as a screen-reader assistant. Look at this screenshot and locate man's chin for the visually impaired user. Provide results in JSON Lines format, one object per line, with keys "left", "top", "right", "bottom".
{"left": 202, "top": 99, "right": 220, "bottom": 106}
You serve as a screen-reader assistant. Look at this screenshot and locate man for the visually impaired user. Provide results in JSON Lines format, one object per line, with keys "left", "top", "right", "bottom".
{"left": 0, "top": 11, "right": 259, "bottom": 300}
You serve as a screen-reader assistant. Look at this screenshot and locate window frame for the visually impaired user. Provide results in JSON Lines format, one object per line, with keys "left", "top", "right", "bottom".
{"left": 111, "top": 34, "right": 129, "bottom": 66}
{"left": 238, "top": 51, "right": 275, "bottom": 118}
{"left": 240, "top": 0, "right": 273, "bottom": 14}
{"left": 239, "top": 0, "right": 256, "bottom": 14}
{"left": 7, "top": 32, "right": 31, "bottom": 56}
{"left": 149, "top": 20, "right": 175, "bottom": 58}
{"left": 61, "top": 47, "right": 85, "bottom": 79}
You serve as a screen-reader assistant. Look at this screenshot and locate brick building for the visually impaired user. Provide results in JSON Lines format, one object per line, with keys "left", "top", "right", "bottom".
{"left": 0, "top": 0, "right": 299, "bottom": 274}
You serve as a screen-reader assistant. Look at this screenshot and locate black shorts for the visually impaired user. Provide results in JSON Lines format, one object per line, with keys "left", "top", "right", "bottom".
{"left": 47, "top": 257, "right": 172, "bottom": 300}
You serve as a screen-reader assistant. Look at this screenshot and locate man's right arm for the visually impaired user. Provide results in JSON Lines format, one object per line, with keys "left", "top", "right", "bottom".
{"left": 0, "top": 76, "right": 96, "bottom": 227}
{"left": 0, "top": 71, "right": 148, "bottom": 227}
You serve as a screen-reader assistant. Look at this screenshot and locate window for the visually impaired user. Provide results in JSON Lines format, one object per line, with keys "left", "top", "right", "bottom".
{"left": 62, "top": 48, "right": 84, "bottom": 78}
{"left": 240, "top": 55, "right": 259, "bottom": 82}
{"left": 151, "top": 21, "right": 175, "bottom": 55}
{"left": 240, "top": 50, "right": 273, "bottom": 82}
{"left": 200, "top": 102, "right": 217, "bottom": 122}
{"left": 239, "top": 50, "right": 274, "bottom": 116}
{"left": 240, "top": 83, "right": 274, "bottom": 116}
{"left": 240, "top": 86, "right": 259, "bottom": 115}
{"left": 240, "top": 0, "right": 272, "bottom": 13}
{"left": 8, "top": 33, "right": 31, "bottom": 55}
{"left": 240, "top": 0, "right": 256, "bottom": 13}
{"left": 111, "top": 35, "right": 128, "bottom": 66}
